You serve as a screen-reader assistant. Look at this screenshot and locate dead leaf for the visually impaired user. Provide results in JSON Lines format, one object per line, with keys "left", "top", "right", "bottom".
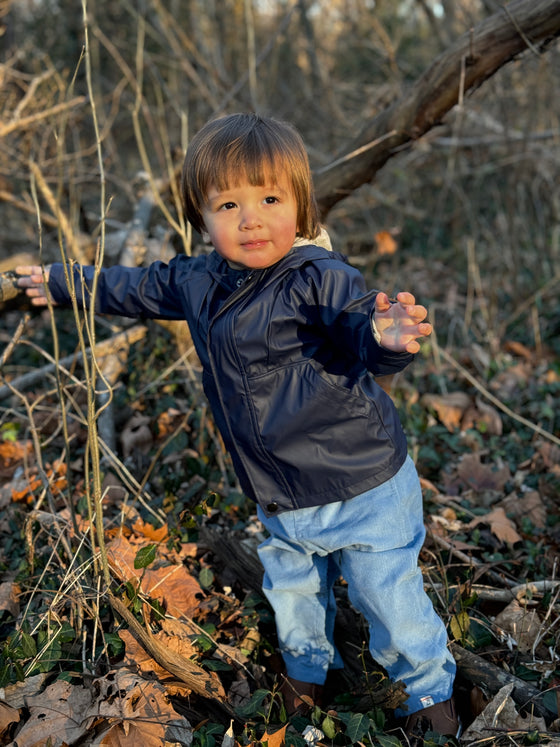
{"left": 456, "top": 453, "right": 511, "bottom": 494}
{"left": 0, "top": 439, "right": 32, "bottom": 466}
{"left": 532, "top": 440, "right": 560, "bottom": 472}
{"left": 421, "top": 392, "right": 471, "bottom": 432}
{"left": 469, "top": 507, "right": 522, "bottom": 545}
{"left": 503, "top": 340, "right": 535, "bottom": 361}
{"left": 419, "top": 476, "right": 440, "bottom": 495}
{"left": 90, "top": 670, "right": 191, "bottom": 746}
{"left": 461, "top": 683, "right": 546, "bottom": 741}
{"left": 498, "top": 490, "right": 546, "bottom": 529}
{"left": 461, "top": 396, "right": 503, "bottom": 436}
{"left": 120, "top": 413, "right": 153, "bottom": 459}
{"left": 132, "top": 517, "right": 169, "bottom": 543}
{"left": 0, "top": 701, "right": 20, "bottom": 738}
{"left": 374, "top": 230, "right": 398, "bottom": 256}
{"left": 156, "top": 408, "right": 184, "bottom": 438}
{"left": 494, "top": 599, "right": 543, "bottom": 653}
{"left": 110, "top": 596, "right": 226, "bottom": 697}
{"left": 489, "top": 361, "right": 532, "bottom": 399}
{"left": 0, "top": 580, "right": 19, "bottom": 618}
{"left": 107, "top": 535, "right": 203, "bottom": 618}
{"left": 12, "top": 679, "right": 92, "bottom": 746}
{"left": 0, "top": 673, "right": 48, "bottom": 709}
{"left": 261, "top": 724, "right": 287, "bottom": 747}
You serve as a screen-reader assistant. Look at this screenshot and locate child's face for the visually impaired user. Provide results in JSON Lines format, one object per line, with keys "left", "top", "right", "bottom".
{"left": 201, "top": 172, "right": 299, "bottom": 270}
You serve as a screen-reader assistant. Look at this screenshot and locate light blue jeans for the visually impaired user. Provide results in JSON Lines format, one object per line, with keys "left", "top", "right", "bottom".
{"left": 257, "top": 456, "right": 456, "bottom": 716}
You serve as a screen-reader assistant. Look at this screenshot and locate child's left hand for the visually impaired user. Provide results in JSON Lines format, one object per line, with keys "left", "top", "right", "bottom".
{"left": 374, "top": 291, "right": 432, "bottom": 354}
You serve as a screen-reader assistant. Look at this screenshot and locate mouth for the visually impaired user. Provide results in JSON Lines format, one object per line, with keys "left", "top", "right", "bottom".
{"left": 241, "top": 239, "right": 269, "bottom": 249}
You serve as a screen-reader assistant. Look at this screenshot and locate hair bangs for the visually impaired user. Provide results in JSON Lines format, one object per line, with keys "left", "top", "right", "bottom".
{"left": 181, "top": 113, "right": 320, "bottom": 239}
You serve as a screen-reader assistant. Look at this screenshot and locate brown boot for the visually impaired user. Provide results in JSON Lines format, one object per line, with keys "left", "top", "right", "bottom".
{"left": 401, "top": 697, "right": 461, "bottom": 745}
{"left": 279, "top": 675, "right": 323, "bottom": 717}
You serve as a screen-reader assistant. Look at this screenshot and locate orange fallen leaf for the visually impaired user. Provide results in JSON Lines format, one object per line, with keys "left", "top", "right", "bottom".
{"left": 0, "top": 440, "right": 32, "bottom": 466}
{"left": 0, "top": 702, "right": 20, "bottom": 738}
{"left": 503, "top": 340, "right": 534, "bottom": 361}
{"left": 92, "top": 670, "right": 191, "bottom": 746}
{"left": 261, "top": 724, "right": 287, "bottom": 747}
{"left": 107, "top": 535, "right": 203, "bottom": 618}
{"left": 374, "top": 230, "right": 398, "bottom": 256}
{"left": 132, "top": 517, "right": 169, "bottom": 543}
{"left": 156, "top": 407, "right": 183, "bottom": 438}
{"left": 421, "top": 392, "right": 471, "bottom": 432}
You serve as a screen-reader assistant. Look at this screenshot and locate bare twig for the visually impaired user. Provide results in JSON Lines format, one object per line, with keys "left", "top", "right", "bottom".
{"left": 0, "top": 97, "right": 86, "bottom": 138}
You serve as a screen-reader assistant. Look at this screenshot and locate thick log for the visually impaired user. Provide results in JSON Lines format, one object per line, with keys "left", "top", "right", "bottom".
{"left": 451, "top": 642, "right": 556, "bottom": 721}
{"left": 315, "top": 0, "right": 560, "bottom": 217}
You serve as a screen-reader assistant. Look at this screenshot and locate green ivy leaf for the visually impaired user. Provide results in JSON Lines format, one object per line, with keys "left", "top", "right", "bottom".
{"left": 321, "top": 715, "right": 336, "bottom": 739}
{"left": 199, "top": 566, "right": 214, "bottom": 588}
{"left": 343, "top": 712, "right": 371, "bottom": 743}
{"left": 134, "top": 544, "right": 157, "bottom": 569}
{"left": 234, "top": 688, "right": 270, "bottom": 719}
{"left": 20, "top": 630, "right": 36, "bottom": 659}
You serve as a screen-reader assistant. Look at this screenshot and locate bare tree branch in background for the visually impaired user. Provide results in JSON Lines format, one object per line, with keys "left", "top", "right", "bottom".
{"left": 315, "top": 0, "right": 560, "bottom": 218}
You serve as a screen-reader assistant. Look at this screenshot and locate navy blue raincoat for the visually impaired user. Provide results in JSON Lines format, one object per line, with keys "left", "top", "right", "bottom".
{"left": 49, "top": 244, "right": 414, "bottom": 516}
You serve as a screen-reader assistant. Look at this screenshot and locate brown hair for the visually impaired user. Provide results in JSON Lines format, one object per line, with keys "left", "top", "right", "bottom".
{"left": 181, "top": 113, "right": 320, "bottom": 239}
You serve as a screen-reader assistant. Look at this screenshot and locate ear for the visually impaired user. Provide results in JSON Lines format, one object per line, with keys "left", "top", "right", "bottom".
{"left": 201, "top": 230, "right": 211, "bottom": 243}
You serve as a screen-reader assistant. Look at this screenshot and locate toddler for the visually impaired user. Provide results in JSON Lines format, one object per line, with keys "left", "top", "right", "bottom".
{"left": 17, "top": 112, "right": 459, "bottom": 743}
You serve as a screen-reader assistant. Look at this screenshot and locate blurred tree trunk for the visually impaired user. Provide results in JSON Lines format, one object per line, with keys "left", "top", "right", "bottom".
{"left": 315, "top": 0, "right": 560, "bottom": 218}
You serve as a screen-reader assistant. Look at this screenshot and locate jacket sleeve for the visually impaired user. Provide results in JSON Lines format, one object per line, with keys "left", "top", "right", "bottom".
{"left": 48, "top": 258, "right": 193, "bottom": 320}
{"left": 301, "top": 259, "right": 415, "bottom": 376}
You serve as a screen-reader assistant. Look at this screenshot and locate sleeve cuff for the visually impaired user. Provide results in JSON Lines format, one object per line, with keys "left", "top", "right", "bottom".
{"left": 371, "top": 316, "right": 382, "bottom": 345}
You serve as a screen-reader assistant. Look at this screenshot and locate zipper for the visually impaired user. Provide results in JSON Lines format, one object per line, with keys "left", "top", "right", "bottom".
{"left": 206, "top": 268, "right": 291, "bottom": 500}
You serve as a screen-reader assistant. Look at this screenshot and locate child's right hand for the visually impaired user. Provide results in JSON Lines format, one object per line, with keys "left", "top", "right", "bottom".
{"left": 15, "top": 265, "right": 54, "bottom": 306}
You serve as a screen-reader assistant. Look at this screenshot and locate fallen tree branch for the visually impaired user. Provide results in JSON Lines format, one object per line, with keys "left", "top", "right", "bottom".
{"left": 450, "top": 642, "right": 556, "bottom": 720}
{"left": 428, "top": 531, "right": 518, "bottom": 589}
{"left": 107, "top": 591, "right": 233, "bottom": 707}
{"left": 315, "top": 0, "right": 560, "bottom": 216}
{"left": 0, "top": 324, "right": 148, "bottom": 401}
{"left": 431, "top": 579, "right": 560, "bottom": 603}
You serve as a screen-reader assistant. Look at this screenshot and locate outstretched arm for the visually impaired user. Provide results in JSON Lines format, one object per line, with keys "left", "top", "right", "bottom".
{"left": 15, "top": 265, "right": 53, "bottom": 306}
{"left": 373, "top": 291, "right": 432, "bottom": 354}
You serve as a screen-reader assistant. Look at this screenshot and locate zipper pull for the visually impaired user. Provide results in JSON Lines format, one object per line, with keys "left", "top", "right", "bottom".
{"left": 236, "top": 271, "right": 255, "bottom": 288}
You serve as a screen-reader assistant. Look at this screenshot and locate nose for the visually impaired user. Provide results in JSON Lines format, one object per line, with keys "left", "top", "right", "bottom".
{"left": 240, "top": 206, "right": 262, "bottom": 230}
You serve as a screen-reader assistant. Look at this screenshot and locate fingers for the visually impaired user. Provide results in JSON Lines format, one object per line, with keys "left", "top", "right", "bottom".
{"left": 376, "top": 292, "right": 429, "bottom": 325}
{"left": 374, "top": 291, "right": 390, "bottom": 313}
{"left": 374, "top": 290, "right": 432, "bottom": 352}
{"left": 14, "top": 265, "right": 52, "bottom": 305}
{"left": 15, "top": 265, "right": 44, "bottom": 276}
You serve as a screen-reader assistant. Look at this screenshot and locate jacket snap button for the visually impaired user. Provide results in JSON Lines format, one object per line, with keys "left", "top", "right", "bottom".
{"left": 266, "top": 502, "right": 278, "bottom": 513}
